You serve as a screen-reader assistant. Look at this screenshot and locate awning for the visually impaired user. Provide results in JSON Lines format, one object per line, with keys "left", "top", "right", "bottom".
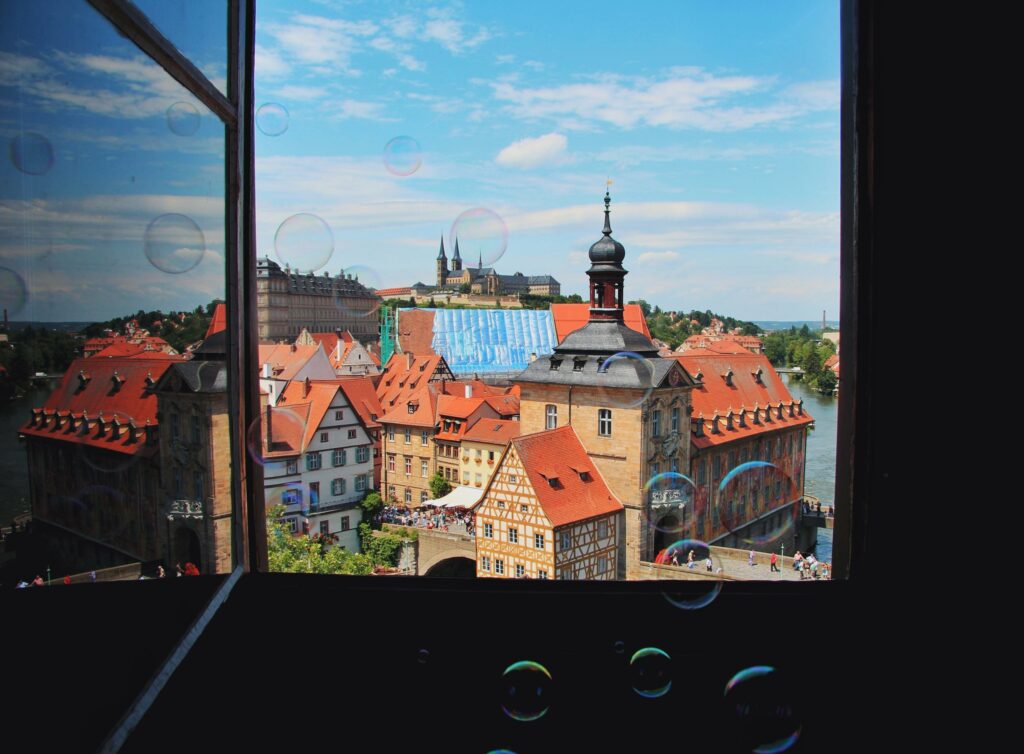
{"left": 430, "top": 485, "right": 485, "bottom": 509}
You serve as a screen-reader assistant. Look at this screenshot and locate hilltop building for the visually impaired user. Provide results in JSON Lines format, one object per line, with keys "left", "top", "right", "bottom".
{"left": 255, "top": 256, "right": 382, "bottom": 343}
{"left": 435, "top": 237, "right": 560, "bottom": 296}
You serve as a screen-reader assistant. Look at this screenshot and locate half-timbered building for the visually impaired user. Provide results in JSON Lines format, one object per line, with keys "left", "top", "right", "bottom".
{"left": 475, "top": 426, "right": 622, "bottom": 580}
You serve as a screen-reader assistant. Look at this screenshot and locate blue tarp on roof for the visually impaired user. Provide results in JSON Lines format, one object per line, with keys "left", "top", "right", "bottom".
{"left": 399, "top": 308, "right": 558, "bottom": 374}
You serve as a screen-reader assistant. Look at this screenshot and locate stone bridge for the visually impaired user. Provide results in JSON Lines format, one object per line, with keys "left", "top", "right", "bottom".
{"left": 383, "top": 524, "right": 476, "bottom": 577}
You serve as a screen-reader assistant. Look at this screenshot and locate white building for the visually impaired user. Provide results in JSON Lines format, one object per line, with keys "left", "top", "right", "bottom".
{"left": 262, "top": 378, "right": 379, "bottom": 551}
{"left": 258, "top": 343, "right": 336, "bottom": 407}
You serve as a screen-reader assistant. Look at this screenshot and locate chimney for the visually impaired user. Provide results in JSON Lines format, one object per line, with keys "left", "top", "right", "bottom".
{"left": 464, "top": 383, "right": 472, "bottom": 399}
{"left": 796, "top": 398, "right": 804, "bottom": 416}
{"left": 406, "top": 352, "right": 414, "bottom": 370}
{"left": 776, "top": 402, "right": 784, "bottom": 420}
{"left": 303, "top": 376, "right": 311, "bottom": 398}
{"left": 726, "top": 409, "right": 734, "bottom": 430}
{"left": 788, "top": 401, "right": 795, "bottom": 417}
{"left": 290, "top": 343, "right": 297, "bottom": 352}
{"left": 764, "top": 403, "right": 774, "bottom": 423}
{"left": 262, "top": 362, "right": 270, "bottom": 378}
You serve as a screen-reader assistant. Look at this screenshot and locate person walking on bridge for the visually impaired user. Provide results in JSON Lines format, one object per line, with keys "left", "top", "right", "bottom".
{"left": 770, "top": 551, "right": 780, "bottom": 572}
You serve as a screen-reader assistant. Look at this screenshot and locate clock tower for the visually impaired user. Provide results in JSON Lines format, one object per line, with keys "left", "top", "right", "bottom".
{"left": 514, "top": 191, "right": 697, "bottom": 578}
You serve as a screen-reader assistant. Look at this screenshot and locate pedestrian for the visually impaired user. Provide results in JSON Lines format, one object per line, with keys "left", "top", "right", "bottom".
{"left": 748, "top": 550, "right": 756, "bottom": 567}
{"left": 705, "top": 557, "right": 712, "bottom": 572}
{"left": 175, "top": 563, "right": 183, "bottom": 577}
{"left": 157, "top": 565, "right": 165, "bottom": 578}
{"left": 63, "top": 575, "right": 71, "bottom": 585}
{"left": 90, "top": 570, "right": 97, "bottom": 583}
{"left": 770, "top": 552, "right": 780, "bottom": 572}
{"left": 31, "top": 575, "right": 43, "bottom": 587}
{"left": 687, "top": 549, "right": 695, "bottom": 569}
{"left": 792, "top": 551, "right": 803, "bottom": 571}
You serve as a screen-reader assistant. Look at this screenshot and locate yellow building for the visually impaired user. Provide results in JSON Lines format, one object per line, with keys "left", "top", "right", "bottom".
{"left": 513, "top": 191, "right": 697, "bottom": 578}
{"left": 459, "top": 418, "right": 520, "bottom": 489}
{"left": 380, "top": 385, "right": 438, "bottom": 507}
{"left": 475, "top": 426, "right": 622, "bottom": 580}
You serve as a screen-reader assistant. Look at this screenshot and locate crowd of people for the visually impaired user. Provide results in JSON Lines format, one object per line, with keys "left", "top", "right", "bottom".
{"left": 801, "top": 500, "right": 834, "bottom": 517}
{"left": 791, "top": 550, "right": 829, "bottom": 580}
{"left": 12, "top": 561, "right": 199, "bottom": 588}
{"left": 375, "top": 504, "right": 475, "bottom": 535}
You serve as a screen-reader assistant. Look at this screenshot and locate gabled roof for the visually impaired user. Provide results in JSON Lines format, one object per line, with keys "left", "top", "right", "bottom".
{"left": 336, "top": 376, "right": 383, "bottom": 429}
{"left": 462, "top": 418, "right": 520, "bottom": 445}
{"left": 205, "top": 303, "right": 226, "bottom": 339}
{"left": 377, "top": 352, "right": 451, "bottom": 407}
{"left": 258, "top": 344, "right": 325, "bottom": 381}
{"left": 673, "top": 348, "right": 814, "bottom": 449}
{"left": 507, "top": 426, "right": 622, "bottom": 527}
{"left": 550, "top": 303, "right": 651, "bottom": 342}
{"left": 277, "top": 380, "right": 342, "bottom": 452}
{"left": 436, "top": 394, "right": 488, "bottom": 420}
{"left": 20, "top": 357, "right": 175, "bottom": 455}
{"left": 378, "top": 383, "right": 439, "bottom": 428}
{"left": 263, "top": 402, "right": 312, "bottom": 458}
{"left": 483, "top": 393, "right": 520, "bottom": 418}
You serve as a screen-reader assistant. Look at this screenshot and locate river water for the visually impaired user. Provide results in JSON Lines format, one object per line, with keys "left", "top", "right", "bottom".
{"left": 784, "top": 376, "right": 838, "bottom": 563}
{"left": 0, "top": 387, "right": 42, "bottom": 527}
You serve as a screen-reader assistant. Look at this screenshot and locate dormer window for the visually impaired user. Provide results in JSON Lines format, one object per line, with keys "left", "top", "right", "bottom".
{"left": 723, "top": 368, "right": 734, "bottom": 387}
{"left": 407, "top": 403, "right": 416, "bottom": 414}
{"left": 753, "top": 366, "right": 765, "bottom": 385}
{"left": 694, "top": 370, "right": 703, "bottom": 382}
{"left": 711, "top": 413, "right": 721, "bottom": 434}
{"left": 752, "top": 403, "right": 762, "bottom": 425}
{"left": 111, "top": 371, "right": 125, "bottom": 391}
{"left": 726, "top": 410, "right": 735, "bottom": 430}
{"left": 550, "top": 358, "right": 562, "bottom": 371}
{"left": 145, "top": 372, "right": 155, "bottom": 387}
{"left": 573, "top": 357, "right": 586, "bottom": 372}
{"left": 738, "top": 407, "right": 747, "bottom": 428}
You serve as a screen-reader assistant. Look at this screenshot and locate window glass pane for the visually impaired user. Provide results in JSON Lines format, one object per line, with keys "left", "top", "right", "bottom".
{"left": 250, "top": 0, "right": 841, "bottom": 582}
{"left": 132, "top": 0, "right": 228, "bottom": 96}
{"left": 2, "top": 0, "right": 229, "bottom": 579}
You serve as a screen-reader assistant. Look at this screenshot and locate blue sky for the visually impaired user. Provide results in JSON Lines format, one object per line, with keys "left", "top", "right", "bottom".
{"left": 0, "top": 0, "right": 838, "bottom": 323}
{"left": 255, "top": 0, "right": 840, "bottom": 321}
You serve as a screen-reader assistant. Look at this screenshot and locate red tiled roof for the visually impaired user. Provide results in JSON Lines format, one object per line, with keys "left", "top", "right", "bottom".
{"left": 436, "top": 394, "right": 489, "bottom": 420}
{"left": 483, "top": 393, "right": 519, "bottom": 418}
{"left": 278, "top": 380, "right": 342, "bottom": 452}
{"left": 205, "top": 303, "right": 226, "bottom": 339}
{"left": 377, "top": 352, "right": 450, "bottom": 408}
{"left": 378, "top": 384, "right": 439, "bottom": 428}
{"left": 509, "top": 425, "right": 623, "bottom": 527}
{"left": 672, "top": 349, "right": 814, "bottom": 449}
{"left": 336, "top": 376, "right": 383, "bottom": 429}
{"left": 258, "top": 344, "right": 324, "bottom": 381}
{"left": 262, "top": 402, "right": 312, "bottom": 458}
{"left": 462, "top": 418, "right": 520, "bottom": 445}
{"left": 376, "top": 286, "right": 412, "bottom": 296}
{"left": 550, "top": 303, "right": 652, "bottom": 343}
{"left": 20, "top": 357, "right": 175, "bottom": 455}
{"left": 824, "top": 354, "right": 840, "bottom": 374}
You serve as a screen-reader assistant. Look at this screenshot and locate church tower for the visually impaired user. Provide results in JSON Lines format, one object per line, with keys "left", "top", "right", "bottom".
{"left": 436, "top": 235, "right": 448, "bottom": 287}
{"left": 452, "top": 237, "right": 463, "bottom": 272}
{"left": 513, "top": 191, "right": 697, "bottom": 579}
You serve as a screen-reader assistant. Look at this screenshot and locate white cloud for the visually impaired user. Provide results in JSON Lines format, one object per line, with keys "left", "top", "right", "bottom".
{"left": 421, "top": 9, "right": 492, "bottom": 54}
{"left": 523, "top": 60, "right": 545, "bottom": 72}
{"left": 495, "top": 54, "right": 516, "bottom": 65}
{"left": 273, "top": 85, "right": 328, "bottom": 101}
{"left": 490, "top": 70, "right": 839, "bottom": 132}
{"left": 263, "top": 15, "right": 377, "bottom": 73}
{"left": 328, "top": 99, "right": 391, "bottom": 120}
{"left": 637, "top": 251, "right": 680, "bottom": 263}
{"left": 495, "top": 132, "right": 568, "bottom": 169}
{"left": 255, "top": 45, "right": 291, "bottom": 80}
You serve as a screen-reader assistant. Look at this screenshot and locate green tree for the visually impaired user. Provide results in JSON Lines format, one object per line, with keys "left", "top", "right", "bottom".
{"left": 628, "top": 299, "right": 652, "bottom": 317}
{"left": 429, "top": 472, "right": 452, "bottom": 500}
{"left": 266, "top": 505, "right": 373, "bottom": 574}
{"left": 816, "top": 368, "right": 837, "bottom": 395}
{"left": 359, "top": 491, "right": 383, "bottom": 530}
{"left": 459, "top": 282, "right": 471, "bottom": 294}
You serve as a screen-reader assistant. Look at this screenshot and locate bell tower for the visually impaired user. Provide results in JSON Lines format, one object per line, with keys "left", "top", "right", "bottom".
{"left": 436, "top": 235, "right": 448, "bottom": 287}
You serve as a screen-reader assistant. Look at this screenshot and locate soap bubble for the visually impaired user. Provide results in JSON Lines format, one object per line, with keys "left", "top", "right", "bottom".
{"left": 594, "top": 351, "right": 656, "bottom": 409}
{"left": 717, "top": 461, "right": 798, "bottom": 545}
{"left": 383, "top": 135, "right": 422, "bottom": 176}
{"left": 247, "top": 406, "right": 307, "bottom": 467}
{"left": 274, "top": 213, "right": 333, "bottom": 273}
{"left": 449, "top": 208, "right": 508, "bottom": 269}
{"left": 256, "top": 103, "right": 289, "bottom": 136}
{"left": 630, "top": 647, "right": 672, "bottom": 699}
{"left": 657, "top": 539, "right": 725, "bottom": 610}
{"left": 500, "top": 660, "right": 552, "bottom": 722}
{"left": 724, "top": 665, "right": 802, "bottom": 753}
{"left": 144, "top": 214, "right": 206, "bottom": 274}
{"left": 644, "top": 472, "right": 697, "bottom": 549}
{"left": 166, "top": 102, "right": 200, "bottom": 136}
{"left": 332, "top": 265, "right": 382, "bottom": 321}
{"left": 0, "top": 267, "right": 28, "bottom": 317}
{"left": 9, "top": 132, "right": 54, "bottom": 175}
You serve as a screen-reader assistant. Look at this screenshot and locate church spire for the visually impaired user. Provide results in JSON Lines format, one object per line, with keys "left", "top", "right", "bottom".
{"left": 437, "top": 235, "right": 447, "bottom": 260}
{"left": 586, "top": 189, "right": 627, "bottom": 323}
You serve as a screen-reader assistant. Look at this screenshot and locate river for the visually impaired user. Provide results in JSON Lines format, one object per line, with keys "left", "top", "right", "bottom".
{"left": 784, "top": 376, "right": 838, "bottom": 563}
{"left": 0, "top": 387, "right": 42, "bottom": 527}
